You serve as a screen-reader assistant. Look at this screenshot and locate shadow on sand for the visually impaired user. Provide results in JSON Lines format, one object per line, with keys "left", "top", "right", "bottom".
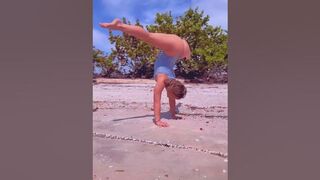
{"left": 111, "top": 103, "right": 183, "bottom": 122}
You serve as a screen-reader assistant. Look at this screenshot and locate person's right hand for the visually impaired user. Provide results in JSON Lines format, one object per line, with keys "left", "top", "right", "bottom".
{"left": 154, "top": 119, "right": 169, "bottom": 127}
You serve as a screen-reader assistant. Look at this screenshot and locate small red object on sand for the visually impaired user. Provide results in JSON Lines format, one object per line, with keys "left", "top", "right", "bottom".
{"left": 200, "top": 128, "right": 203, "bottom": 131}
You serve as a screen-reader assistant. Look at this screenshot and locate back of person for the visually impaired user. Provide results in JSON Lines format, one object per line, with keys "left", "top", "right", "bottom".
{"left": 154, "top": 51, "right": 178, "bottom": 79}
{"left": 100, "top": 18, "right": 189, "bottom": 127}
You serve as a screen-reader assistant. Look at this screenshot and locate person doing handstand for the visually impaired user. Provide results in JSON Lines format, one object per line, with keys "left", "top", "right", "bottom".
{"left": 100, "top": 18, "right": 191, "bottom": 127}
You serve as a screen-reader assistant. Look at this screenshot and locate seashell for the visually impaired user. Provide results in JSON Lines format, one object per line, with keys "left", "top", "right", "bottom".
{"left": 222, "top": 169, "right": 227, "bottom": 173}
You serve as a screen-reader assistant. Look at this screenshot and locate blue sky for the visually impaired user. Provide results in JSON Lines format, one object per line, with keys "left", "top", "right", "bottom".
{"left": 93, "top": 0, "right": 228, "bottom": 54}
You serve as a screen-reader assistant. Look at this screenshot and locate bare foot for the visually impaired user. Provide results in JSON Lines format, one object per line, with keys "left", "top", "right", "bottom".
{"left": 154, "top": 119, "right": 169, "bottom": 127}
{"left": 99, "top": 18, "right": 123, "bottom": 29}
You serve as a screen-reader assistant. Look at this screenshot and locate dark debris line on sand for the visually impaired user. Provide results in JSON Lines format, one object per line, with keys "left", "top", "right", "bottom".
{"left": 93, "top": 101, "right": 228, "bottom": 119}
{"left": 93, "top": 132, "right": 228, "bottom": 159}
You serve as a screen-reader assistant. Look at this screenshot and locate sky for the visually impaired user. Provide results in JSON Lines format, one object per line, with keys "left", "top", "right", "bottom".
{"left": 93, "top": 0, "right": 228, "bottom": 54}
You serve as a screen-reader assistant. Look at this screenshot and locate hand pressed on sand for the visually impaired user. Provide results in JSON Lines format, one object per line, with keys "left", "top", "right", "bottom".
{"left": 172, "top": 115, "right": 182, "bottom": 120}
{"left": 154, "top": 119, "right": 169, "bottom": 127}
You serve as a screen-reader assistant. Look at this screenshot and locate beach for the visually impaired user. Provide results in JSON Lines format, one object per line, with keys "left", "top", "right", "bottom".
{"left": 93, "top": 78, "right": 228, "bottom": 180}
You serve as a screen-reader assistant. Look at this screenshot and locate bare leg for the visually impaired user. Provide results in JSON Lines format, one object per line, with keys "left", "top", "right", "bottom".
{"left": 100, "top": 19, "right": 190, "bottom": 58}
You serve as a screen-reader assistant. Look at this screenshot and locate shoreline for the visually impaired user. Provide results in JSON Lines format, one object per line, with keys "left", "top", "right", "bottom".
{"left": 93, "top": 77, "right": 228, "bottom": 85}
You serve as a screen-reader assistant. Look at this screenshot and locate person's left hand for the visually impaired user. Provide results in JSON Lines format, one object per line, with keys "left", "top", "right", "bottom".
{"left": 172, "top": 115, "right": 183, "bottom": 120}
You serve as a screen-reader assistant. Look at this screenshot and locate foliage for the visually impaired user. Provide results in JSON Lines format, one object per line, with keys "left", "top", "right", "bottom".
{"left": 92, "top": 47, "right": 115, "bottom": 77}
{"left": 174, "top": 8, "right": 228, "bottom": 78}
{"left": 107, "top": 18, "right": 158, "bottom": 78}
{"left": 93, "top": 7, "right": 228, "bottom": 81}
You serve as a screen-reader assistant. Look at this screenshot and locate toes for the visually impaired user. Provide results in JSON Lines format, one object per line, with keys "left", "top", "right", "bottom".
{"left": 99, "top": 23, "right": 108, "bottom": 28}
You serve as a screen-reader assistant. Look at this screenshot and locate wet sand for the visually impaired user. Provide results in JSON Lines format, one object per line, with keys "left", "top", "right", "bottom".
{"left": 93, "top": 78, "right": 228, "bottom": 180}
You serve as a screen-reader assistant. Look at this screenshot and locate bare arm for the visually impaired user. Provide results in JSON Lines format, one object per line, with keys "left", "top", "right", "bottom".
{"left": 168, "top": 94, "right": 182, "bottom": 119}
{"left": 168, "top": 94, "right": 176, "bottom": 117}
{"left": 153, "top": 81, "right": 164, "bottom": 121}
{"left": 153, "top": 75, "right": 169, "bottom": 127}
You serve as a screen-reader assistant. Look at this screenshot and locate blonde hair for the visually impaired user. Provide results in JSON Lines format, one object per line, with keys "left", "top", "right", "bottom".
{"left": 164, "top": 79, "right": 187, "bottom": 99}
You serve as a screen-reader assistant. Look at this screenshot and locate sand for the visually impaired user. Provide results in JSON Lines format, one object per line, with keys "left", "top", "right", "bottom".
{"left": 93, "top": 78, "right": 228, "bottom": 180}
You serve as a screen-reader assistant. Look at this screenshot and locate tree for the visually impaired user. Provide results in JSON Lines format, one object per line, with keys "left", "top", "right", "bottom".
{"left": 108, "top": 18, "right": 158, "bottom": 78}
{"left": 102, "top": 8, "right": 228, "bottom": 81}
{"left": 92, "top": 47, "right": 115, "bottom": 77}
{"left": 175, "top": 8, "right": 228, "bottom": 78}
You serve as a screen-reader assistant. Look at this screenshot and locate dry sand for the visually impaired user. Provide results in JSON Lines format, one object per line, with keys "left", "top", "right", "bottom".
{"left": 93, "top": 78, "right": 228, "bottom": 180}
